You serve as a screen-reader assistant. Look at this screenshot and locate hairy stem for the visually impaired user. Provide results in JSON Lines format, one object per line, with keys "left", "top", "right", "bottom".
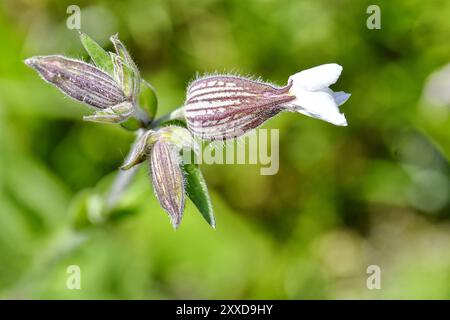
{"left": 149, "top": 107, "right": 185, "bottom": 128}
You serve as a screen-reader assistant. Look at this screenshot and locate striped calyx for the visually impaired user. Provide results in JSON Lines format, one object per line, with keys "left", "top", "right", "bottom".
{"left": 120, "top": 126, "right": 197, "bottom": 229}
{"left": 25, "top": 55, "right": 127, "bottom": 109}
{"left": 150, "top": 140, "right": 185, "bottom": 229}
{"left": 184, "top": 75, "right": 296, "bottom": 140}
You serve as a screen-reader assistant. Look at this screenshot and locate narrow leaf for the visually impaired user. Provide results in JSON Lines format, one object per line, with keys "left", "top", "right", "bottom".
{"left": 120, "top": 117, "right": 143, "bottom": 131}
{"left": 79, "top": 32, "right": 114, "bottom": 75}
{"left": 139, "top": 80, "right": 158, "bottom": 122}
{"left": 182, "top": 162, "right": 215, "bottom": 228}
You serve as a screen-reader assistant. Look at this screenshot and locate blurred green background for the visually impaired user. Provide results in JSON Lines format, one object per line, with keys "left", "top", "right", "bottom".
{"left": 1, "top": 0, "right": 449, "bottom": 299}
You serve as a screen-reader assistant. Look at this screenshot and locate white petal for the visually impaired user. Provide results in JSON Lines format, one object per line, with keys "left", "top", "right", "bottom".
{"left": 289, "top": 88, "right": 348, "bottom": 126}
{"left": 333, "top": 91, "right": 351, "bottom": 106}
{"left": 289, "top": 63, "right": 343, "bottom": 91}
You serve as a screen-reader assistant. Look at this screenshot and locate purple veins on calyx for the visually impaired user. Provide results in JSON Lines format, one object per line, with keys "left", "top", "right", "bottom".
{"left": 184, "top": 64, "right": 351, "bottom": 140}
{"left": 25, "top": 55, "right": 127, "bottom": 109}
{"left": 184, "top": 75, "right": 295, "bottom": 140}
{"left": 150, "top": 140, "right": 185, "bottom": 229}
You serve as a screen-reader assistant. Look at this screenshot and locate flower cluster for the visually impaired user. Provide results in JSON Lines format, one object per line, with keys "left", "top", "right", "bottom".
{"left": 25, "top": 34, "right": 143, "bottom": 125}
{"left": 25, "top": 32, "right": 350, "bottom": 229}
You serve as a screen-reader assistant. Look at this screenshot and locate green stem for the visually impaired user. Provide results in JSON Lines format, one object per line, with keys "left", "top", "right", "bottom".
{"left": 149, "top": 107, "right": 185, "bottom": 128}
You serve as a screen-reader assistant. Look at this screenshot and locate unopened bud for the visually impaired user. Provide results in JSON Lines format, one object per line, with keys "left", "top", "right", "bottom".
{"left": 25, "top": 55, "right": 127, "bottom": 109}
{"left": 150, "top": 140, "right": 185, "bottom": 229}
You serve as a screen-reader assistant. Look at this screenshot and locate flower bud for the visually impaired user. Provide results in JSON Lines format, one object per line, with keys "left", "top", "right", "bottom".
{"left": 184, "top": 66, "right": 351, "bottom": 140}
{"left": 184, "top": 75, "right": 295, "bottom": 140}
{"left": 25, "top": 55, "right": 127, "bottom": 109}
{"left": 150, "top": 140, "right": 185, "bottom": 229}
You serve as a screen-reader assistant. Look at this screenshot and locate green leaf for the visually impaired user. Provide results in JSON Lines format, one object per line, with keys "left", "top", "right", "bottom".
{"left": 120, "top": 117, "right": 143, "bottom": 131}
{"left": 79, "top": 31, "right": 114, "bottom": 75}
{"left": 182, "top": 162, "right": 216, "bottom": 228}
{"left": 139, "top": 80, "right": 158, "bottom": 122}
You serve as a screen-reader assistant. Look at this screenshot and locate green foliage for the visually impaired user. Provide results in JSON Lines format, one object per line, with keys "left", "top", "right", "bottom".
{"left": 183, "top": 162, "right": 216, "bottom": 228}
{"left": 139, "top": 80, "right": 158, "bottom": 122}
{"left": 79, "top": 32, "right": 114, "bottom": 76}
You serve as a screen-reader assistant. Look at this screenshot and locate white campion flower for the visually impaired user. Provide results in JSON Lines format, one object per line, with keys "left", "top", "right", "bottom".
{"left": 184, "top": 63, "right": 350, "bottom": 140}
{"left": 285, "top": 63, "right": 350, "bottom": 126}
